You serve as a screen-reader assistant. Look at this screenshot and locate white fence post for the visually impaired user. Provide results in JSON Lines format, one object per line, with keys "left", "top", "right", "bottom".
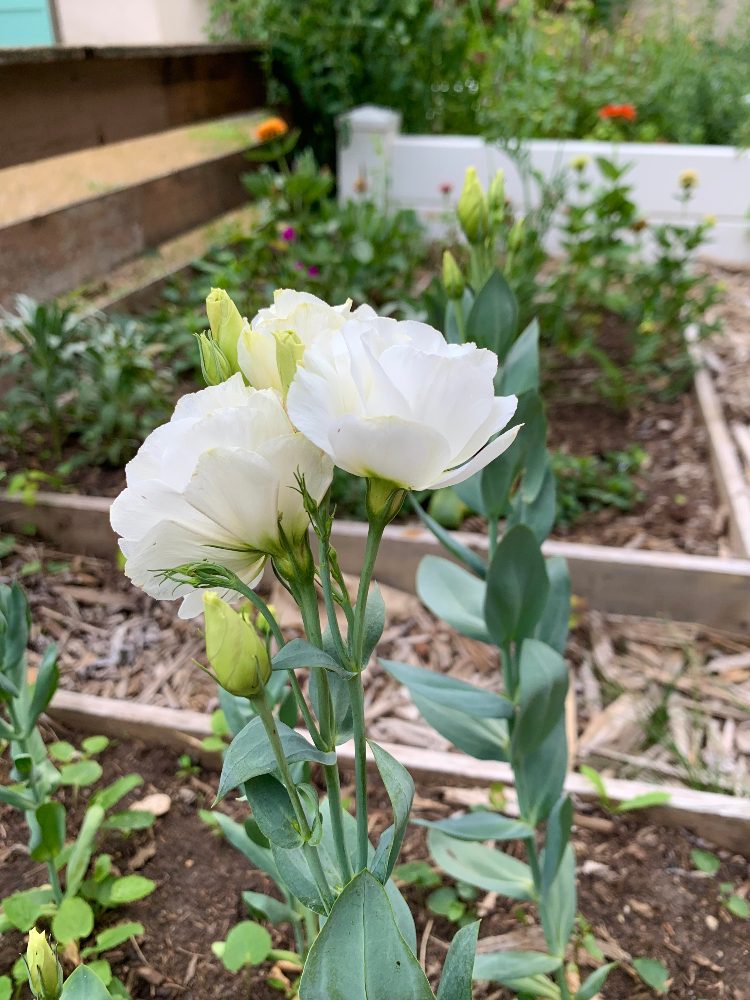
{"left": 337, "top": 105, "right": 402, "bottom": 208}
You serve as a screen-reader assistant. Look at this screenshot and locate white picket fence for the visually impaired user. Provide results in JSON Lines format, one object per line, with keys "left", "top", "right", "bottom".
{"left": 337, "top": 105, "right": 750, "bottom": 264}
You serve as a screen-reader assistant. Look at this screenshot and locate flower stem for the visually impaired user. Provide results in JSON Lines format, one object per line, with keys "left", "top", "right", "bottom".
{"left": 46, "top": 861, "right": 63, "bottom": 905}
{"left": 525, "top": 834, "right": 572, "bottom": 1000}
{"left": 252, "top": 691, "right": 334, "bottom": 913}
{"left": 348, "top": 675, "right": 369, "bottom": 872}
{"left": 323, "top": 763, "right": 353, "bottom": 885}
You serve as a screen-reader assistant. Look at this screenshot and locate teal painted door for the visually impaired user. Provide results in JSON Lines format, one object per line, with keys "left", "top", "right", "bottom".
{"left": 0, "top": 0, "right": 54, "bottom": 46}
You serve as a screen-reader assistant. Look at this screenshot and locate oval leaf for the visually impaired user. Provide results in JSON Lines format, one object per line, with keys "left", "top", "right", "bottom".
{"left": 428, "top": 829, "right": 533, "bottom": 900}
{"left": 485, "top": 525, "right": 549, "bottom": 647}
{"left": 415, "top": 812, "right": 532, "bottom": 842}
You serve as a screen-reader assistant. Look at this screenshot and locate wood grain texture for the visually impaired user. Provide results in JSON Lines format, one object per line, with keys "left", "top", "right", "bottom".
{"left": 0, "top": 46, "right": 265, "bottom": 168}
{"left": 48, "top": 689, "right": 750, "bottom": 855}
{"left": 0, "top": 150, "right": 253, "bottom": 305}
{"left": 1, "top": 495, "right": 749, "bottom": 631}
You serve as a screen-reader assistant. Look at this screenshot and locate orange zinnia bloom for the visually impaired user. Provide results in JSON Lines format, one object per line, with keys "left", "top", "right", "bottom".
{"left": 597, "top": 103, "right": 637, "bottom": 122}
{"left": 254, "top": 116, "right": 289, "bottom": 142}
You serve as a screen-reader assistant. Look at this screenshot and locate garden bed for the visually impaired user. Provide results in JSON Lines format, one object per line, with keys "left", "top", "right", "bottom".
{"left": 4, "top": 536, "right": 750, "bottom": 805}
{"left": 2, "top": 730, "right": 748, "bottom": 998}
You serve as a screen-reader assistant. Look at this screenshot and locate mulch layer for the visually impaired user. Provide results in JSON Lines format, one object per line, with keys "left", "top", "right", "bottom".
{"left": 2, "top": 537, "right": 749, "bottom": 795}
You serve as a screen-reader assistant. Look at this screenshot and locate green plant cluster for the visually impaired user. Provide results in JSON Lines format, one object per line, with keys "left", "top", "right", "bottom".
{"left": 0, "top": 297, "right": 179, "bottom": 472}
{"left": 552, "top": 446, "right": 646, "bottom": 527}
{"left": 212, "top": 0, "right": 750, "bottom": 149}
{"left": 0, "top": 584, "right": 157, "bottom": 998}
{"left": 208, "top": 0, "right": 475, "bottom": 163}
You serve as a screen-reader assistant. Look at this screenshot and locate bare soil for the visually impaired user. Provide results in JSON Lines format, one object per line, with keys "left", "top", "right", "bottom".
{"left": 1, "top": 735, "right": 748, "bottom": 999}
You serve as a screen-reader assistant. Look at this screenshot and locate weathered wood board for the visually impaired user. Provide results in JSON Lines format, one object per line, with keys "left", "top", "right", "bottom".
{"left": 0, "top": 45, "right": 265, "bottom": 169}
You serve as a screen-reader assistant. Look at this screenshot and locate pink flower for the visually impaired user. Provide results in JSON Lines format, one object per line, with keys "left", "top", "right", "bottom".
{"left": 439, "top": 182, "right": 453, "bottom": 196}
{"left": 294, "top": 261, "right": 304, "bottom": 271}
{"left": 308, "top": 265, "right": 320, "bottom": 277}
{"left": 281, "top": 226, "right": 297, "bottom": 242}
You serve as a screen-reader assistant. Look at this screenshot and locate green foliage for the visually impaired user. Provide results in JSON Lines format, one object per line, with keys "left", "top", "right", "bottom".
{"left": 580, "top": 764, "right": 671, "bottom": 814}
{"left": 0, "top": 583, "right": 153, "bottom": 986}
{"left": 476, "top": 0, "right": 750, "bottom": 147}
{"left": 208, "top": 0, "right": 476, "bottom": 163}
{"left": 552, "top": 446, "right": 646, "bottom": 527}
{"left": 0, "top": 298, "right": 179, "bottom": 472}
{"left": 632, "top": 956, "right": 670, "bottom": 994}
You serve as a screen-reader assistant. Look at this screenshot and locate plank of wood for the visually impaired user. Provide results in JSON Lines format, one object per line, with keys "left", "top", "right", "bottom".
{"left": 0, "top": 147, "right": 258, "bottom": 306}
{"left": 47, "top": 689, "right": 750, "bottom": 855}
{"left": 688, "top": 330, "right": 750, "bottom": 557}
{"left": 0, "top": 46, "right": 265, "bottom": 169}
{"left": 2, "top": 495, "right": 750, "bottom": 632}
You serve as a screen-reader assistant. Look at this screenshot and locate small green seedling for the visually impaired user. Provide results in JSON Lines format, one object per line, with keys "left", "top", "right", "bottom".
{"left": 690, "top": 849, "right": 750, "bottom": 919}
{"left": 176, "top": 753, "right": 202, "bottom": 778}
{"left": 633, "top": 956, "right": 670, "bottom": 994}
{"left": 581, "top": 765, "right": 671, "bottom": 814}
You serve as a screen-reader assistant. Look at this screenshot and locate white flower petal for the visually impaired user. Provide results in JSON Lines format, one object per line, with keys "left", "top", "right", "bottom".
{"left": 330, "top": 414, "right": 452, "bottom": 488}
{"left": 430, "top": 424, "right": 523, "bottom": 489}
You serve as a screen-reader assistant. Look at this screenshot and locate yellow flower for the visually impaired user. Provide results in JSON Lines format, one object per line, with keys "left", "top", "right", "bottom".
{"left": 704, "top": 214, "right": 717, "bottom": 227}
{"left": 678, "top": 169, "right": 699, "bottom": 190}
{"left": 26, "top": 929, "right": 62, "bottom": 1000}
{"left": 254, "top": 116, "right": 289, "bottom": 143}
{"left": 570, "top": 154, "right": 590, "bottom": 172}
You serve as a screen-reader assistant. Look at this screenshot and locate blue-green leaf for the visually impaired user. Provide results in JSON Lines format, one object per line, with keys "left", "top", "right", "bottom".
{"left": 513, "top": 716, "right": 568, "bottom": 826}
{"left": 208, "top": 810, "right": 281, "bottom": 883}
{"left": 363, "top": 584, "right": 386, "bottom": 664}
{"left": 368, "top": 741, "right": 414, "bottom": 884}
{"left": 217, "top": 716, "right": 336, "bottom": 801}
{"left": 417, "top": 557, "right": 492, "bottom": 643}
{"left": 28, "top": 800, "right": 66, "bottom": 861}
{"left": 428, "top": 829, "right": 533, "bottom": 900}
{"left": 381, "top": 660, "right": 512, "bottom": 720}
{"left": 412, "top": 500, "right": 487, "bottom": 577}
{"left": 414, "top": 812, "right": 532, "bottom": 842}
{"left": 465, "top": 270, "right": 518, "bottom": 360}
{"left": 61, "top": 966, "right": 112, "bottom": 999}
{"left": 541, "top": 795, "right": 573, "bottom": 895}
{"left": 534, "top": 558, "right": 572, "bottom": 655}
{"left": 474, "top": 950, "right": 562, "bottom": 983}
{"left": 575, "top": 963, "right": 617, "bottom": 999}
{"left": 485, "top": 525, "right": 549, "bottom": 647}
{"left": 27, "top": 644, "right": 59, "bottom": 730}
{"left": 243, "top": 890, "right": 300, "bottom": 926}
{"left": 298, "top": 870, "right": 435, "bottom": 1000}
{"left": 272, "top": 639, "right": 347, "bottom": 677}
{"left": 437, "top": 921, "right": 480, "bottom": 1000}
{"left": 244, "top": 774, "right": 304, "bottom": 849}
{"left": 540, "top": 844, "right": 576, "bottom": 958}
{"left": 513, "top": 639, "right": 569, "bottom": 757}
{"left": 497, "top": 318, "right": 540, "bottom": 395}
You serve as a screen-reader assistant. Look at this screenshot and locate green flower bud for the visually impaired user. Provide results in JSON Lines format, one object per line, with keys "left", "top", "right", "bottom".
{"left": 508, "top": 217, "right": 525, "bottom": 252}
{"left": 366, "top": 478, "right": 407, "bottom": 526}
{"left": 205, "top": 288, "right": 244, "bottom": 373}
{"left": 26, "top": 928, "right": 62, "bottom": 1000}
{"left": 274, "top": 329, "right": 305, "bottom": 395}
{"left": 203, "top": 593, "right": 272, "bottom": 699}
{"left": 196, "top": 332, "right": 232, "bottom": 386}
{"left": 442, "top": 251, "right": 465, "bottom": 301}
{"left": 487, "top": 169, "right": 506, "bottom": 221}
{"left": 456, "top": 166, "right": 488, "bottom": 245}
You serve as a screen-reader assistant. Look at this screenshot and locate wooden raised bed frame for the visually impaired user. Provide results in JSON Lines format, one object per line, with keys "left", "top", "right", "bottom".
{"left": 49, "top": 689, "right": 750, "bottom": 855}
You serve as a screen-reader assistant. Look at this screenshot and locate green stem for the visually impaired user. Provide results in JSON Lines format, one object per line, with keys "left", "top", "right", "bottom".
{"left": 348, "top": 676, "right": 369, "bottom": 872}
{"left": 350, "top": 521, "right": 384, "bottom": 667}
{"left": 253, "top": 691, "right": 334, "bottom": 913}
{"left": 319, "top": 541, "right": 349, "bottom": 664}
{"left": 286, "top": 670, "right": 326, "bottom": 752}
{"left": 323, "top": 763, "right": 354, "bottom": 885}
{"left": 487, "top": 514, "right": 499, "bottom": 563}
{"left": 525, "top": 835, "right": 572, "bottom": 1000}
{"left": 452, "top": 299, "right": 468, "bottom": 344}
{"left": 46, "top": 861, "right": 63, "bottom": 905}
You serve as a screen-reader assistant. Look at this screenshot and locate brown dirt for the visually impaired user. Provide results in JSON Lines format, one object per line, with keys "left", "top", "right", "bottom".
{"left": 1, "top": 735, "right": 748, "bottom": 998}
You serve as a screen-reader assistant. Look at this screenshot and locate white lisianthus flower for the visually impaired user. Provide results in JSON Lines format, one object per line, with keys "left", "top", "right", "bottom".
{"left": 110, "top": 374, "right": 332, "bottom": 618}
{"left": 238, "top": 289, "right": 354, "bottom": 393}
{"left": 286, "top": 315, "right": 519, "bottom": 491}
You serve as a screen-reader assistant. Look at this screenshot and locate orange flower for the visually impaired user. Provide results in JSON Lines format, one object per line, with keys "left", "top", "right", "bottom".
{"left": 597, "top": 103, "right": 637, "bottom": 122}
{"left": 254, "top": 116, "right": 289, "bottom": 143}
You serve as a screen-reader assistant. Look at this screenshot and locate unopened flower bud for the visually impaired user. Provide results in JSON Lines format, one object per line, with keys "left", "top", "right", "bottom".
{"left": 203, "top": 594, "right": 271, "bottom": 699}
{"left": 26, "top": 929, "right": 62, "bottom": 1000}
{"left": 205, "top": 288, "right": 244, "bottom": 373}
{"left": 366, "top": 478, "right": 407, "bottom": 526}
{"left": 457, "top": 167, "right": 488, "bottom": 245}
{"left": 442, "top": 251, "right": 465, "bottom": 301}
{"left": 196, "top": 332, "right": 232, "bottom": 386}
{"left": 508, "top": 217, "right": 525, "bottom": 251}
{"left": 274, "top": 329, "right": 305, "bottom": 394}
{"left": 487, "top": 169, "right": 505, "bottom": 219}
